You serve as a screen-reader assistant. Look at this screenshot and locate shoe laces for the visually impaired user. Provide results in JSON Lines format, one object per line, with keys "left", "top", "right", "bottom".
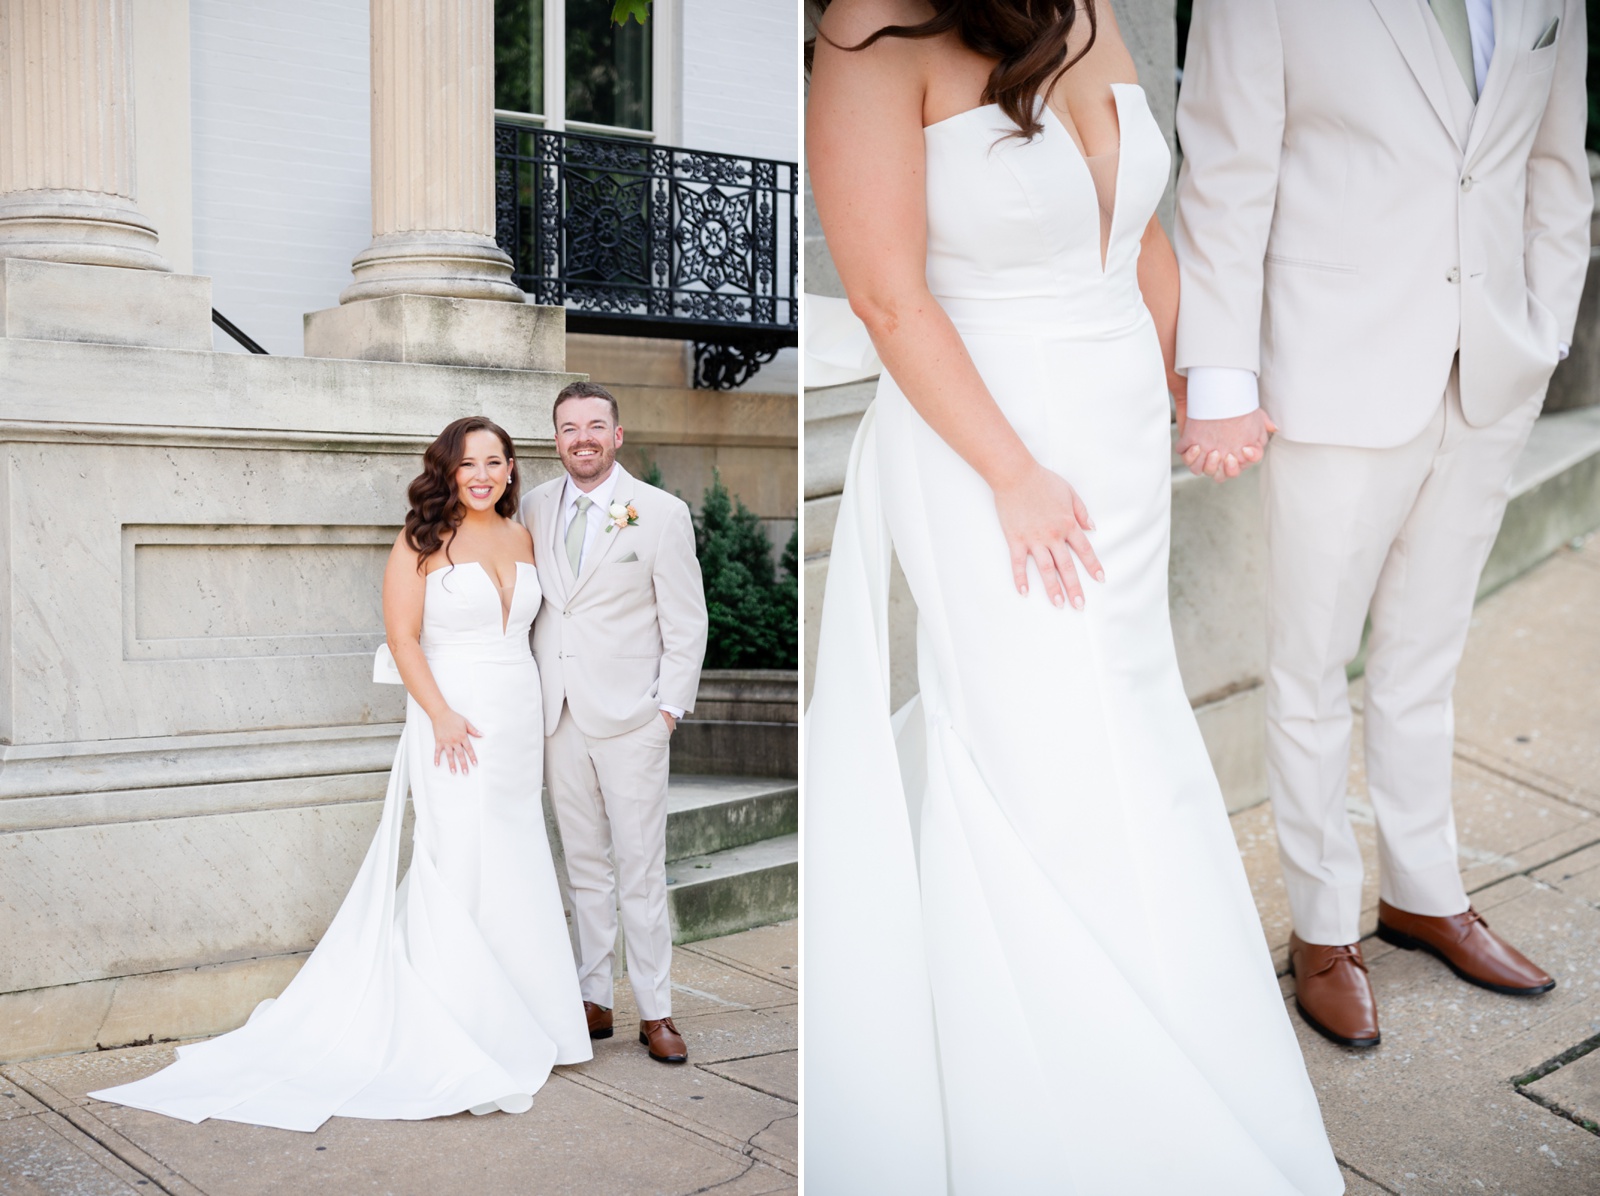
{"left": 1307, "top": 943, "right": 1368, "bottom": 977}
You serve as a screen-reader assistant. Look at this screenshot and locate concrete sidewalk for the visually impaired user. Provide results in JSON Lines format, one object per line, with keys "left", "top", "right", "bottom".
{"left": 0, "top": 923, "right": 797, "bottom": 1196}
{"left": 1236, "top": 535, "right": 1600, "bottom": 1194}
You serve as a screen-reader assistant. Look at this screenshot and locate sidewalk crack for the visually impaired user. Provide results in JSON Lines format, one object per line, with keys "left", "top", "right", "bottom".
{"left": 1511, "top": 1031, "right": 1600, "bottom": 1137}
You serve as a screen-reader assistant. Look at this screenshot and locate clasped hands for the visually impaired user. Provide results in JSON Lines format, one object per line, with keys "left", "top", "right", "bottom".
{"left": 993, "top": 384, "right": 1276, "bottom": 612}
{"left": 1174, "top": 402, "right": 1278, "bottom": 482}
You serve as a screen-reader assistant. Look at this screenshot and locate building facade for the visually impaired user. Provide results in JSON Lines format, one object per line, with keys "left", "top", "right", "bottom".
{"left": 0, "top": 0, "right": 798, "bottom": 1062}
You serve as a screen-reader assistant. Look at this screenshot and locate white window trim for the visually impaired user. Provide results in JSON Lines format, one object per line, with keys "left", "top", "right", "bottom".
{"left": 515, "top": 0, "right": 676, "bottom": 142}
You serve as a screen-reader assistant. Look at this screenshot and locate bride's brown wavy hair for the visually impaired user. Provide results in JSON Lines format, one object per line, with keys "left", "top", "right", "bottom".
{"left": 404, "top": 416, "right": 520, "bottom": 570}
{"left": 807, "top": 0, "right": 1097, "bottom": 141}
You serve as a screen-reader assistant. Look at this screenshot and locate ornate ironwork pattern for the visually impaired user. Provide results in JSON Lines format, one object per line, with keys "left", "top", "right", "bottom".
{"left": 495, "top": 123, "right": 797, "bottom": 389}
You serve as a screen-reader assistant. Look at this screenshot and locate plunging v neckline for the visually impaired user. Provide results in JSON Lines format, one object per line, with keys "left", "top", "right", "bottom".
{"left": 922, "top": 83, "right": 1136, "bottom": 276}
{"left": 1042, "top": 86, "right": 1128, "bottom": 274}
{"left": 428, "top": 560, "right": 528, "bottom": 635}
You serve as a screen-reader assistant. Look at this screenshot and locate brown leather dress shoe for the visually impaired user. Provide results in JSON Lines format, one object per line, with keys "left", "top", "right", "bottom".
{"left": 1288, "top": 932, "right": 1381, "bottom": 1048}
{"left": 1376, "top": 900, "right": 1555, "bottom": 996}
{"left": 639, "top": 1017, "right": 688, "bottom": 1063}
{"left": 584, "top": 1001, "right": 613, "bottom": 1040}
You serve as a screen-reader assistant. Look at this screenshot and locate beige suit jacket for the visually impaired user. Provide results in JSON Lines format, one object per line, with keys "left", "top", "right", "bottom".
{"left": 1175, "top": 0, "right": 1592, "bottom": 447}
{"left": 522, "top": 465, "right": 709, "bottom": 739}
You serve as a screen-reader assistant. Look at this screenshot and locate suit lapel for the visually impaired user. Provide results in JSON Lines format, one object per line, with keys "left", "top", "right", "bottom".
{"left": 1464, "top": 0, "right": 1524, "bottom": 162}
{"left": 567, "top": 465, "right": 635, "bottom": 604}
{"left": 542, "top": 484, "right": 573, "bottom": 600}
{"left": 1369, "top": 0, "right": 1464, "bottom": 145}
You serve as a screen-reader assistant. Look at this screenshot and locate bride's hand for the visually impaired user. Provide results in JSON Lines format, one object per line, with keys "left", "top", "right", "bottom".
{"left": 432, "top": 709, "right": 483, "bottom": 774}
{"left": 992, "top": 461, "right": 1103, "bottom": 610}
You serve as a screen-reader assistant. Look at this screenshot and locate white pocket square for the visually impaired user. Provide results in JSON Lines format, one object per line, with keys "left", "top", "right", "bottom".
{"left": 617, "top": 552, "right": 639, "bottom": 563}
{"left": 1533, "top": 17, "right": 1558, "bottom": 49}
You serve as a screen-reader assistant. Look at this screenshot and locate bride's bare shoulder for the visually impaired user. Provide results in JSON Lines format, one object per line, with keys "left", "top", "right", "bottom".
{"left": 816, "top": 0, "right": 933, "bottom": 52}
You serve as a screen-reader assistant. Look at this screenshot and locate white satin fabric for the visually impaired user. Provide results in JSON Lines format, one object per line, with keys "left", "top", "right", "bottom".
{"left": 805, "top": 86, "right": 1344, "bottom": 1194}
{"left": 93, "top": 562, "right": 592, "bottom": 1131}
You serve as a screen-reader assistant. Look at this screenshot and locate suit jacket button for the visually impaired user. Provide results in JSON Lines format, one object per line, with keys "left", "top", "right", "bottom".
{"left": 1447, "top": 268, "right": 1461, "bottom": 284}
{"left": 1460, "top": 176, "right": 1474, "bottom": 192}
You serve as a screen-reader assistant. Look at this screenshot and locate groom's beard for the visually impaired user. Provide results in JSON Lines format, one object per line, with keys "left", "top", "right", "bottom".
{"left": 561, "top": 438, "right": 615, "bottom": 484}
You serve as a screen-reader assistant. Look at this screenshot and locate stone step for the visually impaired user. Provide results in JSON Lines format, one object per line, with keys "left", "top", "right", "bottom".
{"left": 665, "top": 774, "right": 797, "bottom": 862}
{"left": 666, "top": 832, "right": 798, "bottom": 945}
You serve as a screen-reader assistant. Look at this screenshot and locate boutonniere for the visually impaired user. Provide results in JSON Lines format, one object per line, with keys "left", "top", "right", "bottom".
{"left": 606, "top": 501, "right": 639, "bottom": 533}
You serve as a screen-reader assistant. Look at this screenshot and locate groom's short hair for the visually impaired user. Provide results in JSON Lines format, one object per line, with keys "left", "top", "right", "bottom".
{"left": 553, "top": 381, "right": 620, "bottom": 428}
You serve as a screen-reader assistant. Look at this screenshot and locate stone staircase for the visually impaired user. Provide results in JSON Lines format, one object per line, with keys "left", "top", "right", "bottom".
{"left": 663, "top": 774, "right": 798, "bottom": 944}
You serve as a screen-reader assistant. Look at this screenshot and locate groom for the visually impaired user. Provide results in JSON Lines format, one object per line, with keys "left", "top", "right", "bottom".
{"left": 523, "top": 381, "right": 708, "bottom": 1063}
{"left": 1175, "top": 0, "right": 1590, "bottom": 1045}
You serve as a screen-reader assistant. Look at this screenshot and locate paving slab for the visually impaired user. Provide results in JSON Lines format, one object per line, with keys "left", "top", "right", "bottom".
{"left": 568, "top": 1034, "right": 796, "bottom": 1162}
{"left": 1297, "top": 877, "right": 1600, "bottom": 1194}
{"left": 1337, "top": 1166, "right": 1393, "bottom": 1196}
{"left": 681, "top": 920, "right": 798, "bottom": 988}
{"left": 1533, "top": 841, "right": 1600, "bottom": 909}
{"left": 700, "top": 1051, "right": 798, "bottom": 1103}
{"left": 92, "top": 1076, "right": 750, "bottom": 1196}
{"left": 1452, "top": 545, "right": 1600, "bottom": 811}
{"left": 0, "top": 1077, "right": 46, "bottom": 1121}
{"left": 0, "top": 1115, "right": 144, "bottom": 1196}
{"left": 1, "top": 924, "right": 797, "bottom": 1196}
{"left": 1523, "top": 1047, "right": 1600, "bottom": 1133}
{"left": 663, "top": 944, "right": 798, "bottom": 1012}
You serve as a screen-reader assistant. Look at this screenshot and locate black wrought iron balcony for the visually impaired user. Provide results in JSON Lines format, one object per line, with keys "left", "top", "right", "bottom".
{"left": 494, "top": 122, "right": 798, "bottom": 390}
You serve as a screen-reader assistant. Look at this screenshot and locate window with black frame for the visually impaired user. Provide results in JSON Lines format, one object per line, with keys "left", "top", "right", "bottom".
{"left": 494, "top": 0, "right": 651, "bottom": 134}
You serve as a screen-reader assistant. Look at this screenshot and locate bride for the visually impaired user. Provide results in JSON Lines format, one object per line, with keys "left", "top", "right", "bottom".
{"left": 92, "top": 417, "right": 592, "bottom": 1131}
{"left": 805, "top": 1, "right": 1343, "bottom": 1191}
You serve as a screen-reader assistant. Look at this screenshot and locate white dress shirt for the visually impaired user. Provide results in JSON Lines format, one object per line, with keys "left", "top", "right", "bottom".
{"left": 1183, "top": 1, "right": 1562, "bottom": 423}
{"left": 559, "top": 466, "right": 683, "bottom": 721}
{"left": 560, "top": 466, "right": 622, "bottom": 578}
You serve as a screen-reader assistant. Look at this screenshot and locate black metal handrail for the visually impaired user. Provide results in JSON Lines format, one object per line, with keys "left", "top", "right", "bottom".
{"left": 212, "top": 309, "right": 268, "bottom": 354}
{"left": 494, "top": 123, "right": 797, "bottom": 389}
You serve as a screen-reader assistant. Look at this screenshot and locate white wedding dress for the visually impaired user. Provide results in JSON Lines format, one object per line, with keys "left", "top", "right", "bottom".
{"left": 93, "top": 561, "right": 592, "bottom": 1131}
{"left": 806, "top": 87, "right": 1344, "bottom": 1193}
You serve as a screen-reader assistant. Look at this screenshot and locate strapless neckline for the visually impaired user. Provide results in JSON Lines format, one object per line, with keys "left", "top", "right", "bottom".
{"left": 427, "top": 560, "right": 534, "bottom": 636}
{"left": 926, "top": 84, "right": 1139, "bottom": 275}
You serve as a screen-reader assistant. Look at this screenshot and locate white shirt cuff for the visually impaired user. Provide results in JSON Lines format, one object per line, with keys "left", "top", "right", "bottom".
{"left": 1183, "top": 366, "right": 1261, "bottom": 420}
{"left": 659, "top": 704, "right": 685, "bottom": 720}
{"left": 1559, "top": 342, "right": 1570, "bottom": 361}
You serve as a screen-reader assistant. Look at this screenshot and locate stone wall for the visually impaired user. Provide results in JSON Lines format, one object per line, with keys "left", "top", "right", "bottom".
{"left": 0, "top": 270, "right": 580, "bottom": 1059}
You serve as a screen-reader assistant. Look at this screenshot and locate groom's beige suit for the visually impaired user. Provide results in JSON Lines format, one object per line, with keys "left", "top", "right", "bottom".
{"left": 523, "top": 464, "right": 707, "bottom": 1020}
{"left": 1176, "top": 0, "right": 1591, "bottom": 944}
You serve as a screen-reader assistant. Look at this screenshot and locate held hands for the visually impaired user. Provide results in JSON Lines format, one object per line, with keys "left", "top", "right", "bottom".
{"left": 432, "top": 708, "right": 483, "bottom": 774}
{"left": 992, "top": 460, "right": 1104, "bottom": 610}
{"left": 1174, "top": 409, "right": 1277, "bottom": 482}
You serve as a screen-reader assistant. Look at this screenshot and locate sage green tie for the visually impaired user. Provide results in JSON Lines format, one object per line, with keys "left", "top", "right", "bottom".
{"left": 1430, "top": 0, "right": 1477, "bottom": 100}
{"left": 566, "top": 494, "right": 593, "bottom": 575}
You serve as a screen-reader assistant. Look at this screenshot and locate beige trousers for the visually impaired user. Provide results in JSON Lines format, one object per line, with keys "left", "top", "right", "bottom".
{"left": 1263, "top": 369, "right": 1543, "bottom": 945}
{"left": 545, "top": 704, "right": 674, "bottom": 1020}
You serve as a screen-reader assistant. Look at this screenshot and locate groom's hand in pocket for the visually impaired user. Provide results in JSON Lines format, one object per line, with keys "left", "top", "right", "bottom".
{"left": 660, "top": 710, "right": 678, "bottom": 733}
{"left": 1175, "top": 410, "right": 1277, "bottom": 482}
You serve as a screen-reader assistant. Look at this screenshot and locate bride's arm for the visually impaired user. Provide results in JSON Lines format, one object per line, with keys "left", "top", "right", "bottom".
{"left": 808, "top": 8, "right": 1104, "bottom": 609}
{"left": 1136, "top": 213, "right": 1187, "bottom": 431}
{"left": 382, "top": 533, "right": 482, "bottom": 773}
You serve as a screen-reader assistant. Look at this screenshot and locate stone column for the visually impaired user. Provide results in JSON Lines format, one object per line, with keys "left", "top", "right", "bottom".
{"left": 0, "top": 0, "right": 168, "bottom": 270}
{"left": 342, "top": 0, "right": 522, "bottom": 303}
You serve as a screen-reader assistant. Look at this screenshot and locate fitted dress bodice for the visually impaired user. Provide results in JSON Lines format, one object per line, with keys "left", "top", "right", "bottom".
{"left": 923, "top": 84, "right": 1170, "bottom": 337}
{"left": 421, "top": 561, "right": 540, "bottom": 665}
